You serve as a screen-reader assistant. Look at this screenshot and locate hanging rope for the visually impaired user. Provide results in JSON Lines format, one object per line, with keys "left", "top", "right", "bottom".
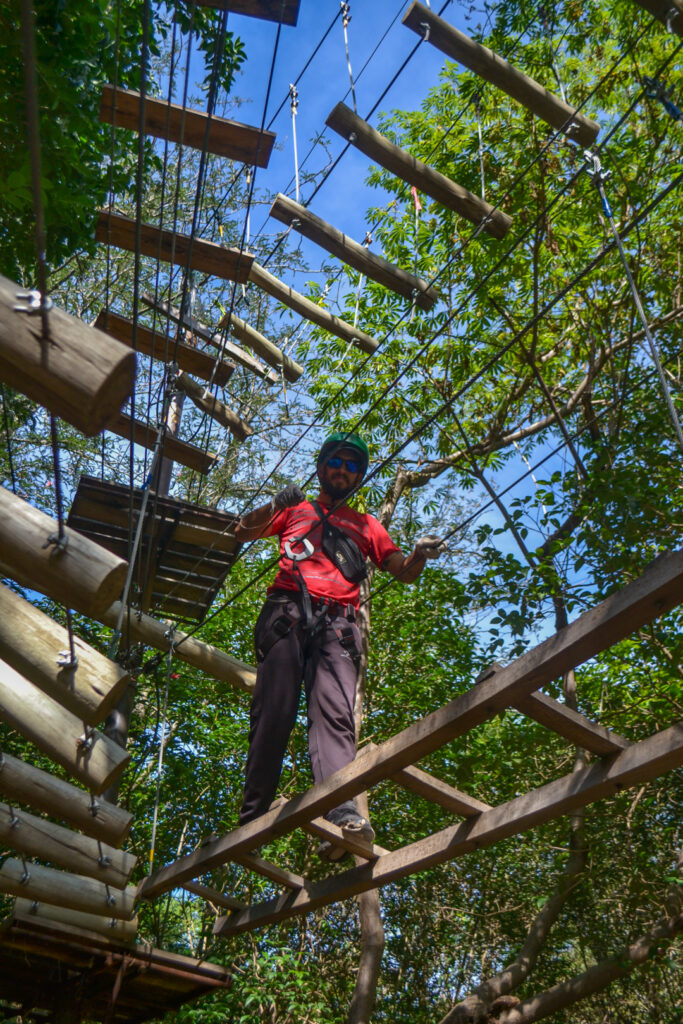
{"left": 289, "top": 83, "right": 300, "bottom": 202}
{"left": 340, "top": 2, "right": 358, "bottom": 114}
{"left": 473, "top": 93, "right": 486, "bottom": 200}
{"left": 148, "top": 628, "right": 174, "bottom": 874}
{"left": 584, "top": 150, "right": 683, "bottom": 453}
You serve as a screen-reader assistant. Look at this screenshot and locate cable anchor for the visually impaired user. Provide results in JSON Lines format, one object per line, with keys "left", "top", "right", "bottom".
{"left": 77, "top": 726, "right": 96, "bottom": 753}
{"left": 643, "top": 75, "right": 682, "bottom": 121}
{"left": 583, "top": 150, "right": 613, "bottom": 217}
{"left": 13, "top": 289, "right": 53, "bottom": 316}
{"left": 42, "top": 531, "right": 68, "bottom": 553}
{"left": 57, "top": 649, "right": 79, "bottom": 671}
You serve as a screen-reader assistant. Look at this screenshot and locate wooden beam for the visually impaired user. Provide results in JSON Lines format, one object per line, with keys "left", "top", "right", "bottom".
{"left": 141, "top": 293, "right": 280, "bottom": 383}
{"left": 326, "top": 102, "right": 512, "bottom": 239}
{"left": 99, "top": 85, "right": 275, "bottom": 167}
{"left": 215, "top": 308, "right": 304, "bottom": 381}
{"left": 141, "top": 548, "right": 683, "bottom": 899}
{"left": 0, "top": 860, "right": 137, "bottom": 920}
{"left": 270, "top": 193, "right": 438, "bottom": 310}
{"left": 96, "top": 212, "right": 254, "bottom": 284}
{"left": 248, "top": 261, "right": 380, "bottom": 354}
{"left": 232, "top": 851, "right": 305, "bottom": 890}
{"left": 0, "top": 660, "right": 130, "bottom": 795}
{"left": 303, "top": 816, "right": 390, "bottom": 860}
{"left": 0, "top": 583, "right": 129, "bottom": 727}
{"left": 100, "top": 602, "right": 256, "bottom": 693}
{"left": 0, "top": 487, "right": 126, "bottom": 619}
{"left": 95, "top": 310, "right": 234, "bottom": 386}
{"left": 0, "top": 752, "right": 132, "bottom": 847}
{"left": 0, "top": 805, "right": 136, "bottom": 888}
{"left": 403, "top": 2, "right": 600, "bottom": 148}
{"left": 215, "top": 722, "right": 683, "bottom": 935}
{"left": 12, "top": 899, "right": 138, "bottom": 943}
{"left": 175, "top": 372, "right": 253, "bottom": 441}
{"left": 183, "top": 881, "right": 246, "bottom": 911}
{"left": 513, "top": 690, "right": 631, "bottom": 755}
{"left": 196, "top": 0, "right": 300, "bottom": 25}
{"left": 0, "top": 273, "right": 135, "bottom": 437}
{"left": 630, "top": 0, "right": 683, "bottom": 37}
{"left": 107, "top": 411, "right": 218, "bottom": 475}
{"left": 393, "top": 764, "right": 491, "bottom": 817}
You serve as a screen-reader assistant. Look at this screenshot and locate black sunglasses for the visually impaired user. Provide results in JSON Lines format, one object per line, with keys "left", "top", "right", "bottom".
{"left": 326, "top": 455, "right": 362, "bottom": 474}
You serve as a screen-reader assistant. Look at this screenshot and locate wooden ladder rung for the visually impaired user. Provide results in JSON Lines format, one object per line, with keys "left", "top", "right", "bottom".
{"left": 100, "top": 85, "right": 276, "bottom": 167}
{"left": 196, "top": 0, "right": 300, "bottom": 26}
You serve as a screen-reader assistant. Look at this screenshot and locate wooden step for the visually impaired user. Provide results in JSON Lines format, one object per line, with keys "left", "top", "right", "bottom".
{"left": 100, "top": 85, "right": 275, "bottom": 166}
{"left": 95, "top": 309, "right": 234, "bottom": 386}
{"left": 0, "top": 273, "right": 134, "bottom": 437}
{"left": 270, "top": 193, "right": 438, "bottom": 310}
{"left": 96, "top": 212, "right": 254, "bottom": 283}
{"left": 197, "top": 0, "right": 300, "bottom": 26}
{"left": 326, "top": 102, "right": 512, "bottom": 239}
{"left": 107, "top": 411, "right": 218, "bottom": 475}
{"left": 403, "top": 2, "right": 599, "bottom": 147}
{"left": 0, "top": 860, "right": 137, "bottom": 920}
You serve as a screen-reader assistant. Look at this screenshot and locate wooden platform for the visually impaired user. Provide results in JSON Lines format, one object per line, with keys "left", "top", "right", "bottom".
{"left": 100, "top": 85, "right": 276, "bottom": 167}
{"left": 67, "top": 476, "right": 240, "bottom": 623}
{"left": 138, "top": 549, "right": 683, "bottom": 935}
{"left": 0, "top": 913, "right": 231, "bottom": 1024}
{"left": 198, "top": 0, "right": 300, "bottom": 25}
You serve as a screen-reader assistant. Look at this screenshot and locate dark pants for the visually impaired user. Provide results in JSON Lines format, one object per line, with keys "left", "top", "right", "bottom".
{"left": 239, "top": 593, "right": 361, "bottom": 825}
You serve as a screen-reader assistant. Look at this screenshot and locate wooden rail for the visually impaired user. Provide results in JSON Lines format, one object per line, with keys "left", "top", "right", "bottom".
{"left": 326, "top": 102, "right": 512, "bottom": 239}
{"left": 175, "top": 372, "right": 253, "bottom": 441}
{"left": 270, "top": 193, "right": 439, "bottom": 310}
{"left": 403, "top": 2, "right": 600, "bottom": 147}
{"left": 96, "top": 212, "right": 254, "bottom": 283}
{"left": 216, "top": 307, "right": 305, "bottom": 382}
{"left": 0, "top": 273, "right": 135, "bottom": 437}
{"left": 215, "top": 723, "right": 683, "bottom": 935}
{"left": 100, "top": 85, "right": 276, "bottom": 167}
{"left": 141, "top": 548, "right": 683, "bottom": 899}
{"left": 107, "top": 412, "right": 218, "bottom": 475}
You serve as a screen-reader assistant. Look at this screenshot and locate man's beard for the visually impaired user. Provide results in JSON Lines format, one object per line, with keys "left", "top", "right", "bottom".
{"left": 325, "top": 478, "right": 354, "bottom": 501}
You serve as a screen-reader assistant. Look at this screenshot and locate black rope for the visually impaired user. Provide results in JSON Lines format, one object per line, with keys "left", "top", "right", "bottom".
{"left": 1, "top": 385, "right": 18, "bottom": 494}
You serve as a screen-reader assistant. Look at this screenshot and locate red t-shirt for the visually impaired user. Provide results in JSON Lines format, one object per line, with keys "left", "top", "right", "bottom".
{"left": 263, "top": 501, "right": 401, "bottom": 609}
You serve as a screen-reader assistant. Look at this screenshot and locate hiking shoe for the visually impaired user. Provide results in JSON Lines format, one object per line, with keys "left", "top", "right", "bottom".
{"left": 318, "top": 814, "right": 375, "bottom": 862}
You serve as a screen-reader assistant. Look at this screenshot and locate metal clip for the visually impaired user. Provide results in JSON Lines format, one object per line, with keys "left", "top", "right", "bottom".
{"left": 89, "top": 798, "right": 100, "bottom": 817}
{"left": 57, "top": 650, "right": 78, "bottom": 671}
{"left": 77, "top": 729, "right": 94, "bottom": 753}
{"left": 420, "top": 21, "right": 431, "bottom": 42}
{"left": 42, "top": 531, "right": 68, "bottom": 553}
{"left": 13, "top": 290, "right": 54, "bottom": 315}
{"left": 666, "top": 5, "right": 679, "bottom": 32}
{"left": 20, "top": 867, "right": 31, "bottom": 885}
{"left": 291, "top": 217, "right": 301, "bottom": 229}
{"left": 98, "top": 854, "right": 112, "bottom": 868}
{"left": 348, "top": 131, "right": 357, "bottom": 143}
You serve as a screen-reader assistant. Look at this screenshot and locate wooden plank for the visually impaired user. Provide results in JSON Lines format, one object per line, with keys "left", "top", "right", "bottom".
{"left": 0, "top": 752, "right": 132, "bottom": 847}
{"left": 513, "top": 690, "right": 631, "bottom": 755}
{"left": 0, "top": 274, "right": 135, "bottom": 438}
{"left": 0, "top": 860, "right": 137, "bottom": 920}
{"left": 175, "top": 372, "right": 253, "bottom": 440}
{"left": 403, "top": 2, "right": 600, "bottom": 148}
{"left": 141, "top": 548, "right": 683, "bottom": 898}
{"left": 0, "top": 486, "right": 127, "bottom": 619}
{"left": 141, "top": 293, "right": 280, "bottom": 383}
{"left": 99, "top": 85, "right": 275, "bottom": 167}
{"left": 0, "top": 805, "right": 136, "bottom": 888}
{"left": 216, "top": 308, "right": 304, "bottom": 381}
{"left": 95, "top": 309, "right": 234, "bottom": 386}
{"left": 95, "top": 212, "right": 254, "bottom": 284}
{"left": 107, "top": 411, "right": 218, "bottom": 475}
{"left": 197, "top": 0, "right": 300, "bottom": 25}
{"left": 232, "top": 850, "right": 305, "bottom": 890}
{"left": 12, "top": 900, "right": 138, "bottom": 943}
{"left": 0, "top": 660, "right": 130, "bottom": 795}
{"left": 630, "top": 0, "right": 683, "bottom": 37}
{"left": 0, "top": 582, "right": 129, "bottom": 727}
{"left": 326, "top": 102, "right": 512, "bottom": 239}
{"left": 215, "top": 722, "right": 683, "bottom": 935}
{"left": 393, "top": 764, "right": 491, "bottom": 817}
{"left": 249, "top": 261, "right": 380, "bottom": 354}
{"left": 100, "top": 602, "right": 256, "bottom": 693}
{"left": 270, "top": 193, "right": 438, "bottom": 310}
{"left": 183, "top": 881, "right": 246, "bottom": 911}
{"left": 303, "top": 816, "right": 390, "bottom": 860}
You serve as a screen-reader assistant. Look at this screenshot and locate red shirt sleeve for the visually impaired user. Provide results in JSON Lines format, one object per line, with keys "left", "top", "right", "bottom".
{"left": 365, "top": 513, "right": 401, "bottom": 568}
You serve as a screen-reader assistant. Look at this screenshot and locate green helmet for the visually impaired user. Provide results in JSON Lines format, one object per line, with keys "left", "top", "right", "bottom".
{"left": 317, "top": 431, "right": 369, "bottom": 477}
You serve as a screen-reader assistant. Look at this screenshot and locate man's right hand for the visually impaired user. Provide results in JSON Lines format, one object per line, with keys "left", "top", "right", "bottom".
{"left": 272, "top": 484, "right": 305, "bottom": 511}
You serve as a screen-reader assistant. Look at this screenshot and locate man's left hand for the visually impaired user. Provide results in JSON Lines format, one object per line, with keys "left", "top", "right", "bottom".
{"left": 414, "top": 535, "right": 447, "bottom": 560}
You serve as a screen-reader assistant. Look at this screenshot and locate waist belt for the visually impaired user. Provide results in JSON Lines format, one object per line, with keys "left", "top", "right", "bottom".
{"left": 257, "top": 590, "right": 356, "bottom": 661}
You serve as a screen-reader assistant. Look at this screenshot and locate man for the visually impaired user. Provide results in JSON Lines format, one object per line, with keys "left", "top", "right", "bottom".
{"left": 234, "top": 431, "right": 444, "bottom": 858}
